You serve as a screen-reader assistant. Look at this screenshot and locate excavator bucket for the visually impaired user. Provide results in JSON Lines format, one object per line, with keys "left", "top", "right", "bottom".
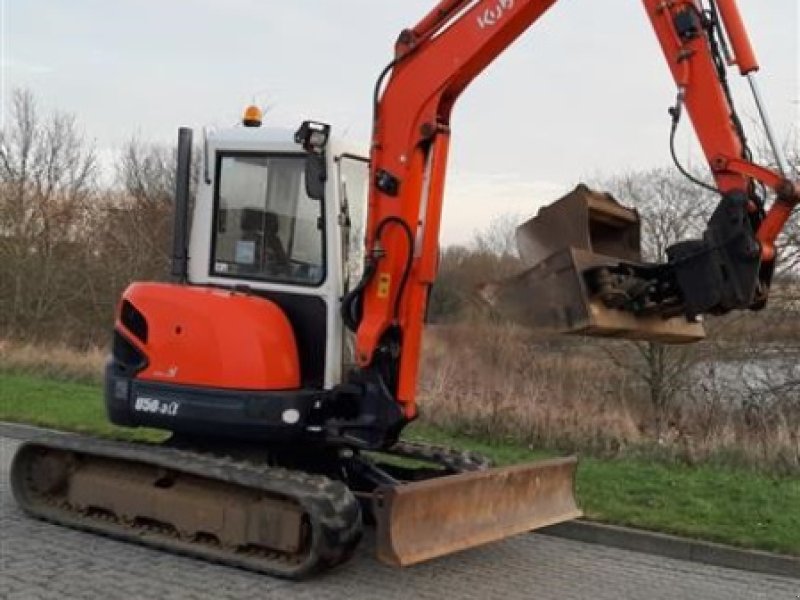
{"left": 373, "top": 456, "right": 580, "bottom": 566}
{"left": 483, "top": 184, "right": 704, "bottom": 343}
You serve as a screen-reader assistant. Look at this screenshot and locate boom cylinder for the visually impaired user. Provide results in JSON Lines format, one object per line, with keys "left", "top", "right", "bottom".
{"left": 714, "top": 0, "right": 758, "bottom": 74}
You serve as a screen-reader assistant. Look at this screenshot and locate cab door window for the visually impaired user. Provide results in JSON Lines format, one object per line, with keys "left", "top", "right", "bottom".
{"left": 212, "top": 154, "right": 325, "bottom": 286}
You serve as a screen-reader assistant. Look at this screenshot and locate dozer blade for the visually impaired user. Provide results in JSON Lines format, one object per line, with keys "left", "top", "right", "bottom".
{"left": 373, "top": 456, "right": 580, "bottom": 566}
{"left": 483, "top": 184, "right": 704, "bottom": 343}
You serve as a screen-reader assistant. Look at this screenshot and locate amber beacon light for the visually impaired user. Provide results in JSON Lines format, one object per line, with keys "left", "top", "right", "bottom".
{"left": 242, "top": 105, "right": 263, "bottom": 127}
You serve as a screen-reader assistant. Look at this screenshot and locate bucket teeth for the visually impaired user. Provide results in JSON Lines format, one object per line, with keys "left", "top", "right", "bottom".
{"left": 484, "top": 184, "right": 705, "bottom": 343}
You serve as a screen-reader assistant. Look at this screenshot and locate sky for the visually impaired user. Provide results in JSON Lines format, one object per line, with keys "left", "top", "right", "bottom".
{"left": 1, "top": 0, "right": 797, "bottom": 245}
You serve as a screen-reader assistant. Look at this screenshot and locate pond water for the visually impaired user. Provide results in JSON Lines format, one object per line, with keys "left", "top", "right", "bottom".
{"left": 691, "top": 356, "right": 799, "bottom": 403}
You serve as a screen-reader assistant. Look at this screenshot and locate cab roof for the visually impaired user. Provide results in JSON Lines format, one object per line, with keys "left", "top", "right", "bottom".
{"left": 207, "top": 125, "right": 366, "bottom": 159}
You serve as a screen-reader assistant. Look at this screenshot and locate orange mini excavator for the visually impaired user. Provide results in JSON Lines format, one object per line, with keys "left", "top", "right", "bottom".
{"left": 11, "top": 0, "right": 797, "bottom": 578}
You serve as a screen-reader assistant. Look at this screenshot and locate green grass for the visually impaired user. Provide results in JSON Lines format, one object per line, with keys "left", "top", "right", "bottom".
{"left": 0, "top": 373, "right": 165, "bottom": 442}
{"left": 404, "top": 422, "right": 554, "bottom": 463}
{"left": 576, "top": 457, "right": 800, "bottom": 554}
{"left": 406, "top": 423, "right": 800, "bottom": 555}
{"left": 1, "top": 371, "right": 798, "bottom": 556}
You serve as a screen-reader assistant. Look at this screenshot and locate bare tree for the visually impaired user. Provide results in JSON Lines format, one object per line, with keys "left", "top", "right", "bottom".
{"left": 599, "top": 167, "right": 715, "bottom": 435}
{"left": 747, "top": 121, "right": 800, "bottom": 275}
{"left": 429, "top": 214, "right": 522, "bottom": 322}
{"left": 104, "top": 138, "right": 179, "bottom": 280}
{"left": 608, "top": 166, "right": 711, "bottom": 261}
{"left": 76, "top": 136, "right": 189, "bottom": 335}
{"left": 774, "top": 136, "right": 799, "bottom": 276}
{"left": 117, "top": 138, "right": 176, "bottom": 207}
{"left": 471, "top": 212, "right": 520, "bottom": 258}
{"left": 0, "top": 90, "right": 199, "bottom": 344}
{"left": 0, "top": 89, "right": 97, "bottom": 339}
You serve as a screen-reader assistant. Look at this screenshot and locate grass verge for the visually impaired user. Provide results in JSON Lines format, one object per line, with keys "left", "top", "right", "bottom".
{"left": 1, "top": 371, "right": 798, "bottom": 556}
{"left": 0, "top": 373, "right": 165, "bottom": 443}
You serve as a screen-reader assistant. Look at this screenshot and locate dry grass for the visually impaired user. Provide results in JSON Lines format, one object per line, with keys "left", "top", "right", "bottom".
{"left": 419, "top": 323, "right": 643, "bottom": 455}
{"left": 418, "top": 323, "right": 800, "bottom": 474}
{"left": 0, "top": 339, "right": 105, "bottom": 384}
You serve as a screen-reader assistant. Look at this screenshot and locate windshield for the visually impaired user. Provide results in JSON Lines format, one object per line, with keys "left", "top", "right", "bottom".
{"left": 212, "top": 154, "right": 324, "bottom": 285}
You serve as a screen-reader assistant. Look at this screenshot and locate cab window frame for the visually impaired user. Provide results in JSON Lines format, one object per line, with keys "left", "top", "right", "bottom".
{"left": 209, "top": 150, "right": 327, "bottom": 288}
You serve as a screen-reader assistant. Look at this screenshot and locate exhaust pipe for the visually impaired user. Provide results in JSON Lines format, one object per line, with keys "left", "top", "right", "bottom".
{"left": 171, "top": 127, "right": 193, "bottom": 283}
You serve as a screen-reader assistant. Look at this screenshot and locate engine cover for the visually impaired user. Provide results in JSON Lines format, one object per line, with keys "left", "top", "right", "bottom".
{"left": 116, "top": 283, "right": 300, "bottom": 391}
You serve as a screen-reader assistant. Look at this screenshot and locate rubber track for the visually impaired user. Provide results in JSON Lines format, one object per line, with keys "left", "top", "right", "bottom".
{"left": 385, "top": 440, "right": 493, "bottom": 472}
{"left": 10, "top": 434, "right": 362, "bottom": 580}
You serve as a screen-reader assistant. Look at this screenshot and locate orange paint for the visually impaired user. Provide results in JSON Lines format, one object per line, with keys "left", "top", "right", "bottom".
{"left": 118, "top": 283, "right": 300, "bottom": 391}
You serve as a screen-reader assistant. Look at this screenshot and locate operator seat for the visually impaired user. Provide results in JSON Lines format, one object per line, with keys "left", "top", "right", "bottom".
{"left": 264, "top": 211, "right": 289, "bottom": 266}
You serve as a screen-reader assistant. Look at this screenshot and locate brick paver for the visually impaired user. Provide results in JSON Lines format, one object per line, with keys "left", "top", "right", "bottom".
{"left": 1, "top": 437, "right": 797, "bottom": 599}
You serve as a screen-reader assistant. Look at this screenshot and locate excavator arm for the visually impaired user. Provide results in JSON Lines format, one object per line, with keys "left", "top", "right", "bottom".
{"left": 344, "top": 0, "right": 798, "bottom": 420}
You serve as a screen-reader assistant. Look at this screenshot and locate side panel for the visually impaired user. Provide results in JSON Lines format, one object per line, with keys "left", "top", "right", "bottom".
{"left": 118, "top": 283, "right": 300, "bottom": 391}
{"left": 253, "top": 291, "right": 327, "bottom": 388}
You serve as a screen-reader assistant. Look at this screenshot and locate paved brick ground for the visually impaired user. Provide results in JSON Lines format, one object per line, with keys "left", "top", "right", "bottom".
{"left": 1, "top": 437, "right": 797, "bottom": 599}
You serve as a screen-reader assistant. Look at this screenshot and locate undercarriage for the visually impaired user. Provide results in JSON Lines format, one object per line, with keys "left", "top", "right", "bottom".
{"left": 11, "top": 433, "right": 578, "bottom": 579}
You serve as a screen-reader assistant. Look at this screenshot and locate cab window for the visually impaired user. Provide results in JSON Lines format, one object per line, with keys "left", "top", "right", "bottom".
{"left": 212, "top": 154, "right": 325, "bottom": 285}
{"left": 338, "top": 156, "right": 369, "bottom": 292}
